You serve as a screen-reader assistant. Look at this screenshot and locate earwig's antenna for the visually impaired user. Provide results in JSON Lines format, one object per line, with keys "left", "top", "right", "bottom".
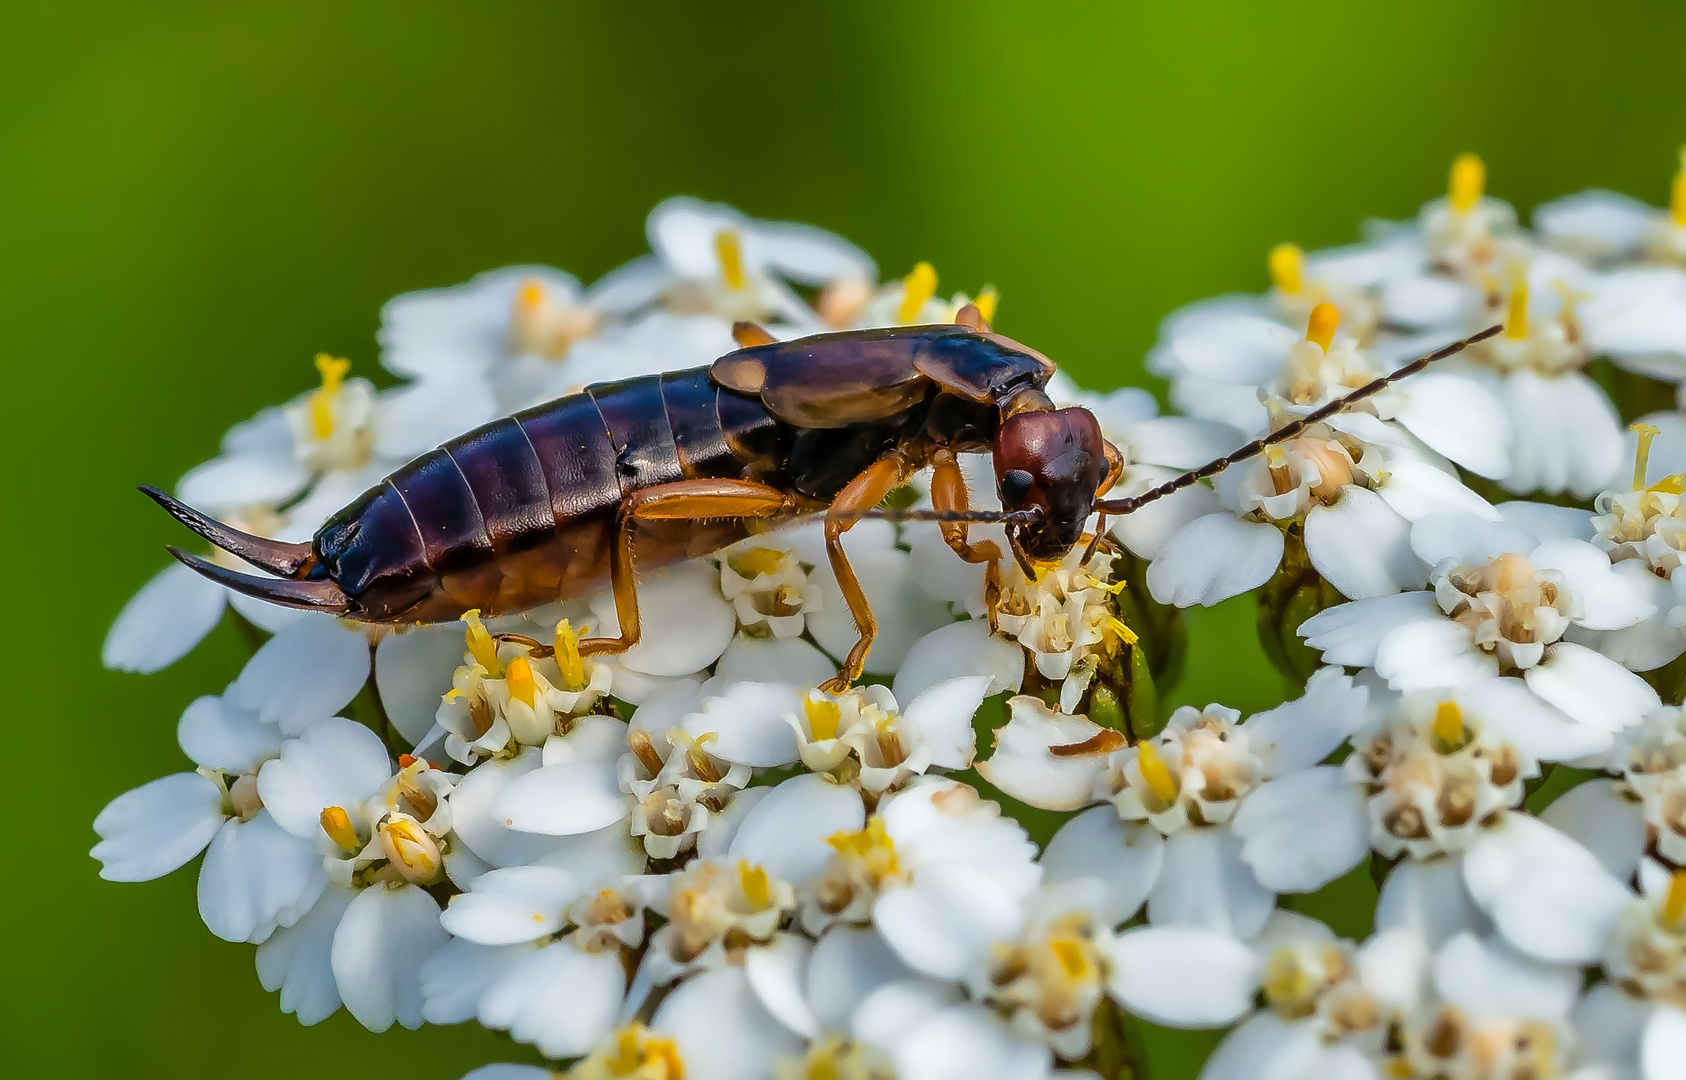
{"left": 1094, "top": 324, "right": 1502, "bottom": 517}
{"left": 863, "top": 507, "right": 1043, "bottom": 525}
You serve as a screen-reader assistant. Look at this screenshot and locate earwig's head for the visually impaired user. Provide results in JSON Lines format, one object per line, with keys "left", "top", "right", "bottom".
{"left": 993, "top": 405, "right": 1115, "bottom": 567}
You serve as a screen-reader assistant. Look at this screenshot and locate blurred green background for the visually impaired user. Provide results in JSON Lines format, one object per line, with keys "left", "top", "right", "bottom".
{"left": 8, "top": 1, "right": 1686, "bottom": 1076}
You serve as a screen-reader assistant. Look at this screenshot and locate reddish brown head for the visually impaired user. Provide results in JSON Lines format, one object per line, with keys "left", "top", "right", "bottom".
{"left": 993, "top": 406, "right": 1112, "bottom": 566}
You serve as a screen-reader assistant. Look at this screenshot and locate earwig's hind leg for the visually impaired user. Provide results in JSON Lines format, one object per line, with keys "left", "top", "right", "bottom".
{"left": 576, "top": 479, "right": 797, "bottom": 659}
{"left": 820, "top": 452, "right": 915, "bottom": 693}
{"left": 930, "top": 447, "right": 1003, "bottom": 633}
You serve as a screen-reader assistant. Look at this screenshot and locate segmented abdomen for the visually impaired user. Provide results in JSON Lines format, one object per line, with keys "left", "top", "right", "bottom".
{"left": 314, "top": 369, "right": 788, "bottom": 623}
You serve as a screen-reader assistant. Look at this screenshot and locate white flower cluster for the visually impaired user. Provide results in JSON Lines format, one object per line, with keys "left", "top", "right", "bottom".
{"left": 94, "top": 157, "right": 1686, "bottom": 1080}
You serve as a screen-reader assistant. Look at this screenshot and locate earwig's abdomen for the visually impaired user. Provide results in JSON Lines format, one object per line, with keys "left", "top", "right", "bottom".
{"left": 315, "top": 368, "right": 790, "bottom": 624}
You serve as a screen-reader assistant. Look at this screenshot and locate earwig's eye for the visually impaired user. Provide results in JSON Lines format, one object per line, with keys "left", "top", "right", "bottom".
{"left": 999, "top": 469, "right": 1035, "bottom": 506}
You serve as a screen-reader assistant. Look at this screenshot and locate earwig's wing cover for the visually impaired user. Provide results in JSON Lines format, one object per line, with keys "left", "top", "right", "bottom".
{"left": 710, "top": 328, "right": 934, "bottom": 429}
{"left": 912, "top": 331, "right": 1056, "bottom": 404}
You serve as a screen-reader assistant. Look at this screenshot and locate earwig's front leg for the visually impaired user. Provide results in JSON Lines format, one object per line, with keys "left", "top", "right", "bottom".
{"left": 820, "top": 452, "right": 915, "bottom": 693}
{"left": 930, "top": 447, "right": 1003, "bottom": 633}
{"left": 577, "top": 479, "right": 796, "bottom": 658}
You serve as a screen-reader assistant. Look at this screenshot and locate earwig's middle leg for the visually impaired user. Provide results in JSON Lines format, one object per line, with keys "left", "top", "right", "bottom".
{"left": 577, "top": 479, "right": 797, "bottom": 659}
{"left": 930, "top": 447, "right": 1004, "bottom": 633}
{"left": 820, "top": 452, "right": 915, "bottom": 693}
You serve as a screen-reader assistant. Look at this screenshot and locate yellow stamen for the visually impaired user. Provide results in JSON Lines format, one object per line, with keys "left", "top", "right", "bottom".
{"left": 554, "top": 619, "right": 587, "bottom": 691}
{"left": 506, "top": 656, "right": 537, "bottom": 707}
{"left": 805, "top": 695, "right": 843, "bottom": 742}
{"left": 308, "top": 354, "right": 352, "bottom": 440}
{"left": 1633, "top": 422, "right": 1661, "bottom": 491}
{"left": 319, "top": 805, "right": 359, "bottom": 854}
{"left": 1269, "top": 243, "right": 1305, "bottom": 295}
{"left": 1106, "top": 615, "right": 1138, "bottom": 648}
{"left": 827, "top": 816, "right": 900, "bottom": 876}
{"left": 463, "top": 609, "right": 502, "bottom": 677}
{"left": 898, "top": 261, "right": 938, "bottom": 323}
{"left": 1305, "top": 302, "right": 1338, "bottom": 353}
{"left": 1050, "top": 934, "right": 1092, "bottom": 980}
{"left": 973, "top": 285, "right": 999, "bottom": 325}
{"left": 1432, "top": 700, "right": 1465, "bottom": 749}
{"left": 601, "top": 1023, "right": 684, "bottom": 1079}
{"left": 1449, "top": 152, "right": 1485, "bottom": 214}
{"left": 1504, "top": 273, "right": 1530, "bottom": 341}
{"left": 517, "top": 279, "right": 544, "bottom": 313}
{"left": 1672, "top": 148, "right": 1686, "bottom": 228}
{"left": 714, "top": 229, "right": 745, "bottom": 291}
{"left": 1653, "top": 475, "right": 1686, "bottom": 496}
{"left": 1664, "top": 869, "right": 1686, "bottom": 930}
{"left": 738, "top": 860, "right": 772, "bottom": 909}
{"left": 1134, "top": 740, "right": 1180, "bottom": 806}
{"left": 728, "top": 546, "right": 785, "bottom": 579}
{"left": 379, "top": 815, "right": 442, "bottom": 883}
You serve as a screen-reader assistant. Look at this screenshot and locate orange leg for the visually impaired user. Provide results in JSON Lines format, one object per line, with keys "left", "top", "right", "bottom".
{"left": 820, "top": 452, "right": 914, "bottom": 692}
{"left": 930, "top": 447, "right": 1003, "bottom": 632}
{"left": 578, "top": 479, "right": 796, "bottom": 657}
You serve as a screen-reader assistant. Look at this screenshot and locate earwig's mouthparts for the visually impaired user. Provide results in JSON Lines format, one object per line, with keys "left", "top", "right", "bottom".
{"left": 165, "top": 547, "right": 352, "bottom": 612}
{"left": 140, "top": 485, "right": 317, "bottom": 577}
{"left": 1095, "top": 324, "right": 1504, "bottom": 518}
{"left": 863, "top": 507, "right": 1045, "bottom": 525}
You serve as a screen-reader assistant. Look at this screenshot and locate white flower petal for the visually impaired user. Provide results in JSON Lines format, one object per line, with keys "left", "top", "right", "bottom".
{"left": 1433, "top": 931, "right": 1579, "bottom": 1019}
{"left": 1382, "top": 274, "right": 1476, "bottom": 331}
{"left": 1575, "top": 983, "right": 1650, "bottom": 1069}
{"left": 1125, "top": 417, "right": 1246, "bottom": 470}
{"left": 375, "top": 376, "right": 499, "bottom": 459}
{"left": 1040, "top": 805, "right": 1163, "bottom": 926}
{"left": 1535, "top": 190, "right": 1655, "bottom": 261}
{"left": 479, "top": 942, "right": 624, "bottom": 1058}
{"left": 330, "top": 882, "right": 448, "bottom": 1032}
{"left": 1298, "top": 592, "right": 1440, "bottom": 666}
{"left": 440, "top": 866, "right": 582, "bottom": 945}
{"left": 1460, "top": 675, "right": 1613, "bottom": 762}
{"left": 1409, "top": 512, "right": 1534, "bottom": 567}
{"left": 102, "top": 562, "right": 226, "bottom": 673}
{"left": 1375, "top": 857, "right": 1488, "bottom": 947}
{"left": 1304, "top": 487, "right": 1422, "bottom": 599}
{"left": 681, "top": 682, "right": 804, "bottom": 768}
{"left": 177, "top": 693, "right": 282, "bottom": 774}
{"left": 1109, "top": 469, "right": 1226, "bottom": 561}
{"left": 235, "top": 616, "right": 371, "bottom": 735}
{"left": 257, "top": 718, "right": 393, "bottom": 839}
{"left": 91, "top": 772, "right": 225, "bottom": 881}
{"left": 899, "top": 675, "right": 990, "bottom": 770}
{"left": 874, "top": 862, "right": 1027, "bottom": 980}
{"left": 1376, "top": 619, "right": 1497, "bottom": 691}
{"left": 1390, "top": 372, "right": 1513, "bottom": 479}
{"left": 892, "top": 620, "right": 1025, "bottom": 705}
{"left": 1525, "top": 642, "right": 1659, "bottom": 732}
{"left": 1375, "top": 455, "right": 1501, "bottom": 523}
{"left": 807, "top": 925, "right": 916, "bottom": 1034}
{"left": 806, "top": 544, "right": 950, "bottom": 676}
{"left": 713, "top": 636, "right": 837, "bottom": 689}
{"left": 1501, "top": 371, "right": 1624, "bottom": 498}
{"left": 494, "top": 761, "right": 630, "bottom": 836}
{"left": 1531, "top": 540, "right": 1656, "bottom": 630}
{"left": 1107, "top": 925, "right": 1260, "bottom": 1027}
{"left": 653, "top": 965, "right": 805, "bottom": 1080}
{"left": 198, "top": 813, "right": 326, "bottom": 943}
{"left": 745, "top": 932, "right": 819, "bottom": 1038}
{"left": 590, "top": 562, "right": 735, "bottom": 677}
{"left": 975, "top": 697, "right": 1107, "bottom": 811}
{"left": 1147, "top": 828, "right": 1272, "bottom": 939}
{"left": 1147, "top": 514, "right": 1284, "bottom": 608}
{"left": 1642, "top": 1006, "right": 1686, "bottom": 1080}
{"left": 1489, "top": 866, "right": 1631, "bottom": 964}
{"left": 1165, "top": 313, "right": 1297, "bottom": 383}
{"left": 1354, "top": 926, "right": 1431, "bottom": 1011}
{"left": 420, "top": 937, "right": 535, "bottom": 1025}
{"left": 254, "top": 885, "right": 354, "bottom": 1026}
{"left": 375, "top": 624, "right": 469, "bottom": 746}
{"left": 730, "top": 774, "right": 864, "bottom": 886}
{"left": 1498, "top": 500, "right": 1594, "bottom": 544}
{"left": 1233, "top": 767, "right": 1368, "bottom": 892}
{"left": 889, "top": 1003, "right": 1052, "bottom": 1080}
{"left": 850, "top": 978, "right": 964, "bottom": 1050}
{"left": 1463, "top": 811, "right": 1607, "bottom": 912}
{"left": 1541, "top": 778, "right": 1647, "bottom": 881}
{"left": 1246, "top": 668, "right": 1369, "bottom": 776}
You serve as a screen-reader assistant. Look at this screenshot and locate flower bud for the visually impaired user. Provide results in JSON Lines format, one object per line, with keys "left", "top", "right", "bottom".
{"left": 379, "top": 814, "right": 442, "bottom": 884}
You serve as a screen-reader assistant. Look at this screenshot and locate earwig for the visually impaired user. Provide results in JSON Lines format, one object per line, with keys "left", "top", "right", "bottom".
{"left": 148, "top": 306, "right": 1501, "bottom": 691}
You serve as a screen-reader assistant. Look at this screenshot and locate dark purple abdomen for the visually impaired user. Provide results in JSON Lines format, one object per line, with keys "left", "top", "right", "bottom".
{"left": 314, "top": 368, "right": 788, "bottom": 623}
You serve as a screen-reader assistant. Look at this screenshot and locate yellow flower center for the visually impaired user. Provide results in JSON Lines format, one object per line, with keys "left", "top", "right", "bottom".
{"left": 898, "top": 261, "right": 938, "bottom": 323}
{"left": 1134, "top": 740, "right": 1181, "bottom": 806}
{"left": 1305, "top": 302, "right": 1338, "bottom": 353}
{"left": 379, "top": 815, "right": 442, "bottom": 883}
{"left": 1671, "top": 148, "right": 1686, "bottom": 228}
{"left": 506, "top": 656, "right": 537, "bottom": 708}
{"left": 728, "top": 546, "right": 786, "bottom": 578}
{"left": 827, "top": 816, "right": 900, "bottom": 881}
{"left": 1432, "top": 700, "right": 1468, "bottom": 752}
{"left": 554, "top": 619, "right": 589, "bottom": 691}
{"left": 462, "top": 609, "right": 503, "bottom": 677}
{"left": 1664, "top": 870, "right": 1686, "bottom": 931}
{"left": 319, "top": 805, "right": 360, "bottom": 854}
{"left": 308, "top": 354, "right": 352, "bottom": 440}
{"left": 1504, "top": 272, "right": 1530, "bottom": 341}
{"left": 737, "top": 860, "right": 772, "bottom": 910}
{"left": 714, "top": 229, "right": 745, "bottom": 291}
{"left": 583, "top": 1023, "right": 685, "bottom": 1080}
{"left": 973, "top": 285, "right": 1000, "bottom": 325}
{"left": 1449, "top": 152, "right": 1485, "bottom": 214}
{"left": 805, "top": 695, "right": 843, "bottom": 742}
{"left": 1269, "top": 243, "right": 1305, "bottom": 295}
